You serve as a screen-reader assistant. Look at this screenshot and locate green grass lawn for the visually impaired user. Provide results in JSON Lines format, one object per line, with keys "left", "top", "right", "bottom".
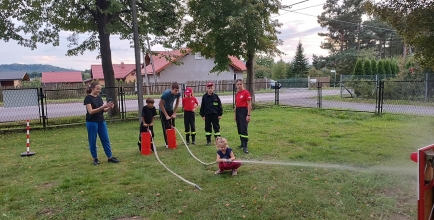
{"left": 0, "top": 107, "right": 428, "bottom": 219}
{"left": 323, "top": 95, "right": 434, "bottom": 107}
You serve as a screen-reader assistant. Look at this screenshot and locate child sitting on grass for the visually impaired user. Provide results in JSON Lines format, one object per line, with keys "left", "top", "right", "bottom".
{"left": 215, "top": 137, "right": 242, "bottom": 176}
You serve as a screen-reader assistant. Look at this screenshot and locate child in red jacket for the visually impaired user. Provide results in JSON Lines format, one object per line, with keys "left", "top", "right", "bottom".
{"left": 182, "top": 87, "right": 198, "bottom": 144}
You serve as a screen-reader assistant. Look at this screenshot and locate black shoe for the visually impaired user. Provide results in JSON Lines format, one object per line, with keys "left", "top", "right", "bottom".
{"left": 206, "top": 142, "right": 211, "bottom": 146}
{"left": 243, "top": 147, "right": 249, "bottom": 154}
{"left": 192, "top": 141, "right": 196, "bottom": 145}
{"left": 93, "top": 158, "right": 100, "bottom": 165}
{"left": 108, "top": 157, "right": 120, "bottom": 163}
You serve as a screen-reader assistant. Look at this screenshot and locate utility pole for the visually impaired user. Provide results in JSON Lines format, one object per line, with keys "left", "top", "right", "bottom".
{"left": 131, "top": 0, "right": 143, "bottom": 120}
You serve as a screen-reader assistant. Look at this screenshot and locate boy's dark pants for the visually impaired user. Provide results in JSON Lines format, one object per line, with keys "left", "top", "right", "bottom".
{"left": 204, "top": 113, "right": 220, "bottom": 143}
{"left": 159, "top": 110, "right": 175, "bottom": 145}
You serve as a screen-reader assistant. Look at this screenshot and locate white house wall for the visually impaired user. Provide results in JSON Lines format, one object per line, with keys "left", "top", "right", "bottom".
{"left": 157, "top": 54, "right": 243, "bottom": 84}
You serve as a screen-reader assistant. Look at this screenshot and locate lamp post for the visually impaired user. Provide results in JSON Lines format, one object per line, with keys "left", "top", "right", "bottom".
{"left": 131, "top": 0, "right": 143, "bottom": 120}
{"left": 331, "top": 69, "right": 336, "bottom": 87}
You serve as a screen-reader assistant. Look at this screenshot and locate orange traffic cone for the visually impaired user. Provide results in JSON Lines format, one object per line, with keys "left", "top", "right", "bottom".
{"left": 141, "top": 132, "right": 152, "bottom": 155}
{"left": 166, "top": 127, "right": 177, "bottom": 149}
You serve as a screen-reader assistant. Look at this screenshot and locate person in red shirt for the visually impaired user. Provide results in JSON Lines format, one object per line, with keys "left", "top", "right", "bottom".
{"left": 182, "top": 87, "right": 199, "bottom": 145}
{"left": 235, "top": 79, "right": 252, "bottom": 154}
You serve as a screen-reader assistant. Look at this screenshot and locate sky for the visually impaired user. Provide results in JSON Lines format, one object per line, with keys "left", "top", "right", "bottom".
{"left": 0, "top": 0, "right": 329, "bottom": 71}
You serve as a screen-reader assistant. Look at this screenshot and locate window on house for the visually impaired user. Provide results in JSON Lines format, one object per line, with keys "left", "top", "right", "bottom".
{"left": 194, "top": 52, "right": 202, "bottom": 60}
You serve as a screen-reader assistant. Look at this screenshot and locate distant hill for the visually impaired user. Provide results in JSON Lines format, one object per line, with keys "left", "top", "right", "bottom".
{"left": 0, "top": 64, "right": 82, "bottom": 73}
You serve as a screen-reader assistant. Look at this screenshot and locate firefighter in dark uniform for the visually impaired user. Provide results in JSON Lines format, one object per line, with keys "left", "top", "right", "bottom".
{"left": 200, "top": 82, "right": 223, "bottom": 145}
{"left": 235, "top": 79, "right": 252, "bottom": 154}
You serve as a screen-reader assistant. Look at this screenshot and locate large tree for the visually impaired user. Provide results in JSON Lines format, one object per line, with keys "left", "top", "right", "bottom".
{"left": 317, "top": 0, "right": 364, "bottom": 53}
{"left": 0, "top": 0, "right": 183, "bottom": 114}
{"left": 366, "top": 1, "right": 434, "bottom": 68}
{"left": 289, "top": 41, "right": 309, "bottom": 78}
{"left": 182, "top": 0, "right": 283, "bottom": 101}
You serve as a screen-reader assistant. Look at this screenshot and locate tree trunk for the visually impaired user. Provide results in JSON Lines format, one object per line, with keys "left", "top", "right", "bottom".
{"left": 246, "top": 52, "right": 255, "bottom": 103}
{"left": 97, "top": 19, "right": 119, "bottom": 116}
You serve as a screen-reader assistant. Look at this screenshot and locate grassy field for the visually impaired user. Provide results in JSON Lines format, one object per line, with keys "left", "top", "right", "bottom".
{"left": 0, "top": 107, "right": 430, "bottom": 219}
{"left": 322, "top": 95, "right": 434, "bottom": 107}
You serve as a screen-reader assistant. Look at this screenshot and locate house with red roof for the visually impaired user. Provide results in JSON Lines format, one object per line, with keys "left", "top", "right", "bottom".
{"left": 90, "top": 49, "right": 246, "bottom": 85}
{"left": 41, "top": 72, "right": 83, "bottom": 84}
{"left": 90, "top": 62, "right": 141, "bottom": 86}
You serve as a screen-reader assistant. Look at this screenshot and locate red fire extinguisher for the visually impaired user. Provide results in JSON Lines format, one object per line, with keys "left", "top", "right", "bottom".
{"left": 141, "top": 131, "right": 152, "bottom": 155}
{"left": 166, "top": 122, "right": 177, "bottom": 149}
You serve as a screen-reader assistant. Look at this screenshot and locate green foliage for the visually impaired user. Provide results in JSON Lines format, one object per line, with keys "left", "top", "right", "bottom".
{"left": 384, "top": 59, "right": 392, "bottom": 75}
{"left": 290, "top": 41, "right": 309, "bottom": 77}
{"left": 271, "top": 59, "right": 287, "bottom": 79}
{"left": 285, "top": 62, "right": 292, "bottom": 78}
{"left": 255, "top": 55, "right": 274, "bottom": 69}
{"left": 367, "top": 1, "right": 434, "bottom": 69}
{"left": 318, "top": 0, "right": 365, "bottom": 53}
{"left": 370, "top": 59, "right": 377, "bottom": 74}
{"left": 377, "top": 60, "right": 386, "bottom": 75}
{"left": 254, "top": 55, "right": 274, "bottom": 79}
{"left": 364, "top": 59, "right": 373, "bottom": 75}
{"left": 322, "top": 48, "right": 377, "bottom": 76}
{"left": 353, "top": 58, "right": 365, "bottom": 75}
{"left": 183, "top": 0, "right": 283, "bottom": 99}
{"left": 391, "top": 60, "right": 399, "bottom": 75}
{"left": 21, "top": 78, "right": 42, "bottom": 87}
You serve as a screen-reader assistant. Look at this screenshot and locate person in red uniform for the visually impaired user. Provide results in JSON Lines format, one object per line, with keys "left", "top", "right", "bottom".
{"left": 235, "top": 79, "right": 252, "bottom": 154}
{"left": 182, "top": 87, "right": 198, "bottom": 145}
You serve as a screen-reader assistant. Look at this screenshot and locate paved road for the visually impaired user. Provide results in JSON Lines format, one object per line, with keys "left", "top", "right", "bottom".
{"left": 1, "top": 88, "right": 433, "bottom": 122}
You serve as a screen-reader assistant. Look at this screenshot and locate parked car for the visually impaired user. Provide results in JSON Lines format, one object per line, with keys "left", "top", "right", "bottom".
{"left": 270, "top": 80, "right": 282, "bottom": 89}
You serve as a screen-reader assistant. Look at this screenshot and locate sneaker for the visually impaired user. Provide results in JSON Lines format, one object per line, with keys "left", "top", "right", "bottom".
{"left": 243, "top": 147, "right": 249, "bottom": 154}
{"left": 206, "top": 142, "right": 211, "bottom": 146}
{"left": 232, "top": 169, "right": 238, "bottom": 176}
{"left": 108, "top": 157, "right": 120, "bottom": 163}
{"left": 187, "top": 142, "right": 190, "bottom": 145}
{"left": 215, "top": 170, "right": 224, "bottom": 174}
{"left": 165, "top": 144, "right": 169, "bottom": 149}
{"left": 237, "top": 145, "right": 243, "bottom": 149}
{"left": 191, "top": 141, "right": 196, "bottom": 145}
{"left": 93, "top": 158, "right": 100, "bottom": 165}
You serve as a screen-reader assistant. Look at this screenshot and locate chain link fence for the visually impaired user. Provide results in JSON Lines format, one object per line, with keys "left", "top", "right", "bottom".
{"left": 2, "top": 78, "right": 434, "bottom": 131}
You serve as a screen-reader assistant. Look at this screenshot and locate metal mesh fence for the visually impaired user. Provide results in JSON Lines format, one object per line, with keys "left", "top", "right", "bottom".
{"left": 0, "top": 88, "right": 42, "bottom": 129}
{"left": 382, "top": 81, "right": 434, "bottom": 115}
{"left": 3, "top": 79, "right": 434, "bottom": 131}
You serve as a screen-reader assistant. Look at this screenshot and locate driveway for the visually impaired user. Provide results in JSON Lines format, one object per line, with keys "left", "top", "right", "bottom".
{"left": 1, "top": 88, "right": 433, "bottom": 122}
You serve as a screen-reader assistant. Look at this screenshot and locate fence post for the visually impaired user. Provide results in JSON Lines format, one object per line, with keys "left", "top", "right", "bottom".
{"left": 340, "top": 74, "right": 343, "bottom": 98}
{"left": 425, "top": 73, "right": 428, "bottom": 102}
{"left": 38, "top": 87, "right": 47, "bottom": 128}
{"left": 119, "top": 86, "right": 125, "bottom": 120}
{"left": 376, "top": 81, "right": 384, "bottom": 115}
{"left": 317, "top": 82, "right": 322, "bottom": 109}
{"left": 274, "top": 81, "right": 280, "bottom": 105}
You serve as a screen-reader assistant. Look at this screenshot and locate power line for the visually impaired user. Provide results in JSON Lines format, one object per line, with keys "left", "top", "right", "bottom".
{"left": 285, "top": 10, "right": 398, "bottom": 32}
{"left": 272, "top": 3, "right": 324, "bottom": 18}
